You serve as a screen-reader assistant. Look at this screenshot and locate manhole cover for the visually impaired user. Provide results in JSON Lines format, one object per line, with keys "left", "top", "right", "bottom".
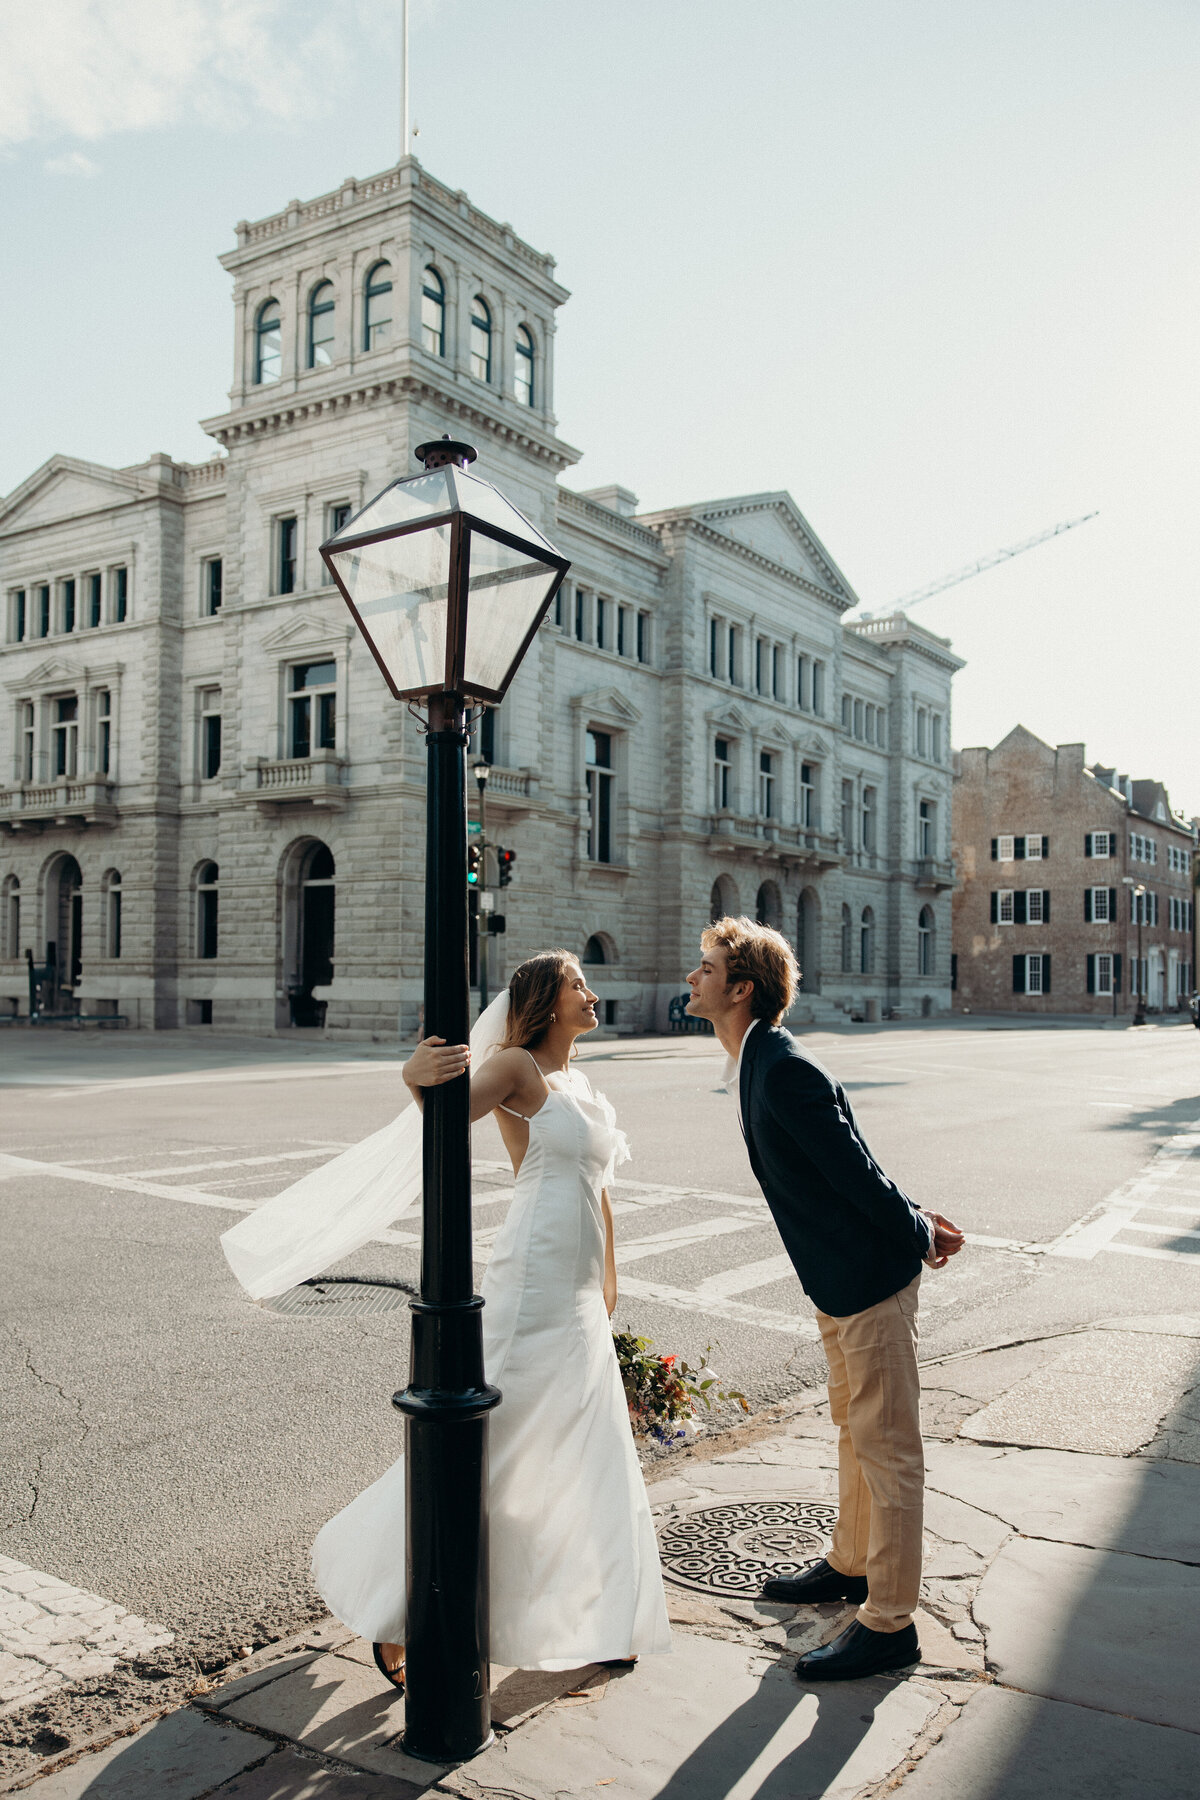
{"left": 266, "top": 1278, "right": 414, "bottom": 1318}
{"left": 657, "top": 1500, "right": 838, "bottom": 1596}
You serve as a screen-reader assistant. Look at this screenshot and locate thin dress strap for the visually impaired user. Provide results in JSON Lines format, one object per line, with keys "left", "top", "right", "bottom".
{"left": 497, "top": 1049, "right": 552, "bottom": 1123}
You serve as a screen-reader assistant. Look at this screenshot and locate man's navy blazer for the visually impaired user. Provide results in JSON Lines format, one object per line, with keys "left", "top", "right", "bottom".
{"left": 739, "top": 1022, "right": 932, "bottom": 1318}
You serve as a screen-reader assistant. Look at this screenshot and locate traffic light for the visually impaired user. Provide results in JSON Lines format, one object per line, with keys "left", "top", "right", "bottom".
{"left": 497, "top": 848, "right": 516, "bottom": 888}
{"left": 467, "top": 844, "right": 482, "bottom": 886}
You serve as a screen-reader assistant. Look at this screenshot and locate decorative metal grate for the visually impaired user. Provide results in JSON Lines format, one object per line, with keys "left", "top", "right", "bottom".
{"left": 266, "top": 1276, "right": 415, "bottom": 1319}
{"left": 657, "top": 1499, "right": 838, "bottom": 1597}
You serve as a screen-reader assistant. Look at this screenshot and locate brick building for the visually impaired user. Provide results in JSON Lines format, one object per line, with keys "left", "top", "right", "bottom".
{"left": 952, "top": 726, "right": 1197, "bottom": 1017}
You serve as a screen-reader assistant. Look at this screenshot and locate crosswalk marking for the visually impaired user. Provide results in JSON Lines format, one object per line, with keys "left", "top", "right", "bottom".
{"left": 124, "top": 1147, "right": 346, "bottom": 1180}
{"left": 618, "top": 1274, "right": 817, "bottom": 1338}
{"left": 1047, "top": 1122, "right": 1200, "bottom": 1265}
{"left": 613, "top": 1217, "right": 761, "bottom": 1266}
{"left": 0, "top": 1555, "right": 172, "bottom": 1717}
{"left": 698, "top": 1254, "right": 796, "bottom": 1298}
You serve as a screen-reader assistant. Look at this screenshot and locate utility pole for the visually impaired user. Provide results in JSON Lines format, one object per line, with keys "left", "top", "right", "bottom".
{"left": 473, "top": 759, "right": 491, "bottom": 1014}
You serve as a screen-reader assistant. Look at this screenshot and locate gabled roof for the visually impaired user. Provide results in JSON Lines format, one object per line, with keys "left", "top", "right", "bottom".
{"left": 636, "top": 490, "right": 859, "bottom": 608}
{"left": 0, "top": 455, "right": 154, "bottom": 536}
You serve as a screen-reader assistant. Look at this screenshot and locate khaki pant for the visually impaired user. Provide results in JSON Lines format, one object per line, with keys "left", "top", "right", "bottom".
{"left": 815, "top": 1274, "right": 923, "bottom": 1634}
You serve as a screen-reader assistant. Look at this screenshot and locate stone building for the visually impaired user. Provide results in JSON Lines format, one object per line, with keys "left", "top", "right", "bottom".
{"left": 952, "top": 726, "right": 1197, "bottom": 1017}
{"left": 0, "top": 157, "right": 961, "bottom": 1034}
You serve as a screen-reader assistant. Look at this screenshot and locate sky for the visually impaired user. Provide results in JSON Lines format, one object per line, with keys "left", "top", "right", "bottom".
{"left": 2, "top": 0, "right": 1197, "bottom": 813}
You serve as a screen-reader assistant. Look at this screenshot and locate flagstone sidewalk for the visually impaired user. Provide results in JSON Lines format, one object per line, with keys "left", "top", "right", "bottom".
{"left": 6, "top": 1313, "right": 1199, "bottom": 1799}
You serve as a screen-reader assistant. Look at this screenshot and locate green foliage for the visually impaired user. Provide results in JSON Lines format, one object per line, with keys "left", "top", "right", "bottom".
{"left": 613, "top": 1330, "right": 750, "bottom": 1445}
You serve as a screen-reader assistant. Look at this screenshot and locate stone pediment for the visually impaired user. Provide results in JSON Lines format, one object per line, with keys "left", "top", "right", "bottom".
{"left": 259, "top": 612, "right": 352, "bottom": 654}
{"left": 0, "top": 457, "right": 142, "bottom": 533}
{"left": 695, "top": 493, "right": 856, "bottom": 601}
{"left": 569, "top": 685, "right": 642, "bottom": 726}
{"left": 797, "top": 732, "right": 831, "bottom": 757}
{"left": 7, "top": 655, "right": 83, "bottom": 691}
{"left": 707, "top": 702, "right": 752, "bottom": 733}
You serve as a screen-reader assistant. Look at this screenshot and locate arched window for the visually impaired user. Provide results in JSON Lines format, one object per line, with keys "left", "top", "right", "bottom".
{"left": 2, "top": 875, "right": 18, "bottom": 960}
{"left": 514, "top": 324, "right": 535, "bottom": 405}
{"left": 841, "top": 903, "right": 853, "bottom": 973}
{"left": 710, "top": 874, "right": 739, "bottom": 922}
{"left": 755, "top": 882, "right": 782, "bottom": 931}
{"left": 363, "top": 261, "right": 392, "bottom": 351}
{"left": 582, "top": 935, "right": 607, "bottom": 965}
{"left": 102, "top": 869, "right": 122, "bottom": 959}
{"left": 469, "top": 295, "right": 492, "bottom": 381}
{"left": 421, "top": 265, "right": 445, "bottom": 356}
{"left": 197, "top": 862, "right": 219, "bottom": 960}
{"left": 307, "top": 281, "right": 335, "bottom": 368}
{"left": 860, "top": 906, "right": 875, "bottom": 975}
{"left": 255, "top": 299, "right": 282, "bottom": 384}
{"left": 918, "top": 904, "right": 935, "bottom": 976}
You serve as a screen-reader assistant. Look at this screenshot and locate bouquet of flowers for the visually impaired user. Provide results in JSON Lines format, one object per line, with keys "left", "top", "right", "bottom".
{"left": 612, "top": 1329, "right": 750, "bottom": 1446}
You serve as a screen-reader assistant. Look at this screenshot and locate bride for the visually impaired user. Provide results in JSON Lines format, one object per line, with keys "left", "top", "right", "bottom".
{"left": 223, "top": 949, "right": 671, "bottom": 1686}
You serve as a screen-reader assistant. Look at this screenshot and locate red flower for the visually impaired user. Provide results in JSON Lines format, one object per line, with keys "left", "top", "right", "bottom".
{"left": 661, "top": 1354, "right": 676, "bottom": 1367}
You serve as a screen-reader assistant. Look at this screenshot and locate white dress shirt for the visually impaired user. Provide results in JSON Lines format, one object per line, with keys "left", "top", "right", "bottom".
{"left": 721, "top": 1017, "right": 759, "bottom": 1131}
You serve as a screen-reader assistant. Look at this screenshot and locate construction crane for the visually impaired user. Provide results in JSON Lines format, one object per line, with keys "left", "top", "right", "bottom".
{"left": 857, "top": 512, "right": 1099, "bottom": 619}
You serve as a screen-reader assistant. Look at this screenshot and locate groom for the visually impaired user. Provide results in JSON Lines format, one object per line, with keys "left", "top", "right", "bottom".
{"left": 686, "top": 917, "right": 963, "bottom": 1682}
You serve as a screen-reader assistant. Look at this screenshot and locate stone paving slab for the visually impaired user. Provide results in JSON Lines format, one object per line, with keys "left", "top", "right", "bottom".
{"left": 14, "top": 1709, "right": 266, "bottom": 1799}
{"left": 437, "top": 1632, "right": 945, "bottom": 1800}
{"left": 958, "top": 1332, "right": 1200, "bottom": 1455}
{"left": 0, "top": 1555, "right": 173, "bottom": 1717}
{"left": 973, "top": 1535, "right": 1200, "bottom": 1733}
{"left": 925, "top": 1440, "right": 1200, "bottom": 1561}
{"left": 895, "top": 1682, "right": 1200, "bottom": 1799}
{"left": 220, "top": 1652, "right": 442, "bottom": 1788}
{"left": 209, "top": 1746, "right": 422, "bottom": 1797}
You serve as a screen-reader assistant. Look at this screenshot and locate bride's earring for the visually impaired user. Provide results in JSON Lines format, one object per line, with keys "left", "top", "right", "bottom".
{"left": 549, "top": 1012, "right": 557, "bottom": 1023}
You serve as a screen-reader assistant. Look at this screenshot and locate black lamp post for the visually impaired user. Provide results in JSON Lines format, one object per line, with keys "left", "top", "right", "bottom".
{"left": 473, "top": 758, "right": 491, "bottom": 1015}
{"left": 320, "top": 436, "right": 569, "bottom": 1762}
{"left": 1133, "top": 882, "right": 1147, "bottom": 1027}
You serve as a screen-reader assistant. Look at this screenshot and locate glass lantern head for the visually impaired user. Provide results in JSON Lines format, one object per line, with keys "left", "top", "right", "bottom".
{"left": 319, "top": 451, "right": 569, "bottom": 704}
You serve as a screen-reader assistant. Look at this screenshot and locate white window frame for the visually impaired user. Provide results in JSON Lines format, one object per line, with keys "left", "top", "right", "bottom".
{"left": 1027, "top": 889, "right": 1044, "bottom": 923}
{"left": 1026, "top": 953, "right": 1045, "bottom": 995}
{"left": 998, "top": 890, "right": 1015, "bottom": 924}
{"left": 758, "top": 750, "right": 776, "bottom": 819}
{"left": 713, "top": 736, "right": 732, "bottom": 811}
{"left": 918, "top": 799, "right": 935, "bottom": 858}
{"left": 586, "top": 727, "right": 615, "bottom": 862}
{"left": 1090, "top": 886, "right": 1111, "bottom": 923}
{"left": 1024, "top": 831, "right": 1043, "bottom": 860}
{"left": 199, "top": 686, "right": 222, "bottom": 781}
{"left": 799, "top": 762, "right": 817, "bottom": 830}
{"left": 997, "top": 834, "right": 1015, "bottom": 862}
{"left": 1096, "top": 953, "right": 1113, "bottom": 996}
{"left": 1089, "top": 831, "right": 1113, "bottom": 858}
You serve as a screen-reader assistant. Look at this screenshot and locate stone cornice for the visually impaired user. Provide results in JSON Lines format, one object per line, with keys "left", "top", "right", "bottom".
{"left": 201, "top": 370, "right": 581, "bottom": 472}
{"left": 639, "top": 512, "right": 852, "bottom": 611}
{"left": 844, "top": 615, "right": 966, "bottom": 675}
{"left": 556, "top": 488, "right": 667, "bottom": 560}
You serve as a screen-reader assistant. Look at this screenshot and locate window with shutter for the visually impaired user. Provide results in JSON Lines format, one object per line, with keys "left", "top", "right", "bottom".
{"left": 998, "top": 891, "right": 1014, "bottom": 924}
{"left": 1027, "top": 954, "right": 1043, "bottom": 994}
{"left": 1027, "top": 889, "right": 1043, "bottom": 923}
{"left": 1025, "top": 833, "right": 1043, "bottom": 861}
{"left": 997, "top": 835, "right": 1014, "bottom": 862}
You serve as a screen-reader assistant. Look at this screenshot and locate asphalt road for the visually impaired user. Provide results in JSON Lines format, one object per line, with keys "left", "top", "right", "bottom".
{"left": 2, "top": 1017, "right": 1198, "bottom": 1749}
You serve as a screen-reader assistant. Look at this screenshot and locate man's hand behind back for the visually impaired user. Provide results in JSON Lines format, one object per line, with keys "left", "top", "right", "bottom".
{"left": 923, "top": 1212, "right": 965, "bottom": 1269}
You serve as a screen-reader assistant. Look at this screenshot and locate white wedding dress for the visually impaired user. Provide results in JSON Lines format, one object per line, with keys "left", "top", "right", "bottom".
{"left": 310, "top": 1063, "right": 672, "bottom": 1671}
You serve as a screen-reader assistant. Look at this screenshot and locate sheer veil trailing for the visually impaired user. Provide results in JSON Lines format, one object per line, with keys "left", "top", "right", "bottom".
{"left": 221, "top": 990, "right": 514, "bottom": 1300}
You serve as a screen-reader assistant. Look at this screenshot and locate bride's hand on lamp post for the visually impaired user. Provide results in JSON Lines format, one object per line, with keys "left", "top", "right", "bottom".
{"left": 402, "top": 1036, "right": 471, "bottom": 1097}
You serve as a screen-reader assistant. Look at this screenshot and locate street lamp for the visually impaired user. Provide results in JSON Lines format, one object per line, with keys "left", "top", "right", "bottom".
{"left": 1123, "top": 878, "right": 1147, "bottom": 1027}
{"left": 473, "top": 757, "right": 491, "bottom": 1014}
{"left": 321, "top": 437, "right": 569, "bottom": 1762}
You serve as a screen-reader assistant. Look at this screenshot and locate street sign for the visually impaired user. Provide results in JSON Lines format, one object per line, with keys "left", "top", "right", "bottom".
{"left": 479, "top": 891, "right": 495, "bottom": 913}
{"left": 468, "top": 821, "right": 483, "bottom": 836}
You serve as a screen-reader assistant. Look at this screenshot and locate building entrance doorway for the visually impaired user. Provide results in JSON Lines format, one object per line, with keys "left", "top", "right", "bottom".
{"left": 43, "top": 855, "right": 83, "bottom": 1014}
{"left": 285, "top": 842, "right": 335, "bottom": 1027}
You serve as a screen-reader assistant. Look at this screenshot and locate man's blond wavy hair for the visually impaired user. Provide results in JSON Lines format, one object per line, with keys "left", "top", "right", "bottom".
{"left": 701, "top": 916, "right": 799, "bottom": 1025}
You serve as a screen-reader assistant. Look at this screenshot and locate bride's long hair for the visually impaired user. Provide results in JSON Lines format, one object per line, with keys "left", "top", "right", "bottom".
{"left": 502, "top": 950, "right": 579, "bottom": 1052}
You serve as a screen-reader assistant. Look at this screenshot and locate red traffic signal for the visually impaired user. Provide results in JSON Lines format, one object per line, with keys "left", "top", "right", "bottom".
{"left": 497, "top": 849, "right": 516, "bottom": 888}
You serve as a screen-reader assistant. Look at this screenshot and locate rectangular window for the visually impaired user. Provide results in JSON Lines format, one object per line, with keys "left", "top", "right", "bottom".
{"left": 203, "top": 558, "right": 223, "bottom": 616}
{"left": 200, "top": 687, "right": 222, "bottom": 779}
{"left": 1090, "top": 886, "right": 1111, "bottom": 923}
{"left": 918, "top": 799, "right": 934, "bottom": 857}
{"left": 617, "top": 606, "right": 629, "bottom": 657}
{"left": 21, "top": 702, "right": 35, "bottom": 780}
{"left": 289, "top": 661, "right": 337, "bottom": 758}
{"left": 758, "top": 750, "right": 775, "bottom": 818}
{"left": 107, "top": 883, "right": 122, "bottom": 959}
{"left": 1087, "top": 831, "right": 1112, "bottom": 858}
{"left": 916, "top": 707, "right": 928, "bottom": 757}
{"left": 875, "top": 702, "right": 884, "bottom": 743}
{"left": 52, "top": 696, "right": 78, "bottom": 778}
{"left": 637, "top": 611, "right": 650, "bottom": 664}
{"left": 797, "top": 653, "right": 809, "bottom": 710}
{"left": 727, "top": 625, "right": 737, "bottom": 683}
{"left": 812, "top": 661, "right": 825, "bottom": 716}
{"left": 554, "top": 589, "right": 564, "bottom": 628}
{"left": 87, "top": 572, "right": 102, "bottom": 627}
{"left": 841, "top": 694, "right": 852, "bottom": 731}
{"left": 1027, "top": 889, "right": 1044, "bottom": 923}
{"left": 755, "top": 637, "right": 766, "bottom": 694}
{"left": 997, "top": 835, "right": 1015, "bottom": 862}
{"left": 841, "top": 778, "right": 853, "bottom": 845}
{"left": 96, "top": 689, "right": 112, "bottom": 775}
{"left": 37, "top": 584, "right": 50, "bottom": 637}
{"left": 998, "top": 890, "right": 1015, "bottom": 924}
{"left": 932, "top": 714, "right": 942, "bottom": 761}
{"left": 114, "top": 566, "right": 128, "bottom": 622}
{"left": 861, "top": 786, "right": 876, "bottom": 852}
{"left": 799, "top": 762, "right": 816, "bottom": 829}
{"left": 772, "top": 645, "right": 782, "bottom": 699}
{"left": 586, "top": 729, "right": 614, "bottom": 862}
{"left": 10, "top": 588, "right": 26, "bottom": 642}
{"left": 713, "top": 736, "right": 731, "bottom": 810}
{"left": 596, "top": 597, "right": 607, "bottom": 651}
{"left": 1024, "top": 832, "right": 1043, "bottom": 860}
{"left": 853, "top": 698, "right": 864, "bottom": 739}
{"left": 1095, "top": 953, "right": 1113, "bottom": 996}
{"left": 62, "top": 579, "right": 76, "bottom": 634}
{"left": 575, "top": 588, "right": 587, "bottom": 641}
{"left": 709, "top": 618, "right": 719, "bottom": 677}
{"left": 278, "top": 518, "right": 297, "bottom": 595}
{"left": 1027, "top": 953, "right": 1044, "bottom": 994}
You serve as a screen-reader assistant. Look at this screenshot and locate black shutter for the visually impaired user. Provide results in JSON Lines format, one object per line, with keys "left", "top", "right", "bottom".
{"left": 991, "top": 838, "right": 998, "bottom": 861}
{"left": 991, "top": 892, "right": 998, "bottom": 923}
{"left": 1087, "top": 954, "right": 1096, "bottom": 993}
{"left": 1043, "top": 890, "right": 1051, "bottom": 923}
{"left": 1084, "top": 889, "right": 1092, "bottom": 922}
{"left": 951, "top": 953, "right": 958, "bottom": 992}
{"left": 1013, "top": 955, "right": 1026, "bottom": 994}
{"left": 1114, "top": 953, "right": 1122, "bottom": 993}
{"left": 1042, "top": 954, "right": 1051, "bottom": 994}
{"left": 1109, "top": 888, "right": 1117, "bottom": 920}
{"left": 1042, "top": 836, "right": 1050, "bottom": 858}
{"left": 1015, "top": 836, "right": 1026, "bottom": 859}
{"left": 1014, "top": 890, "right": 1027, "bottom": 924}
{"left": 1085, "top": 833, "right": 1093, "bottom": 857}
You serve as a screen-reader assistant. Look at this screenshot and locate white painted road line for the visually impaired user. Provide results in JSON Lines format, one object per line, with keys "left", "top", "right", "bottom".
{"left": 614, "top": 1217, "right": 762, "bottom": 1266}
{"left": 124, "top": 1147, "right": 348, "bottom": 1180}
{"left": 698, "top": 1254, "right": 796, "bottom": 1298}
{"left": 618, "top": 1274, "right": 818, "bottom": 1338}
{"left": 0, "top": 1554, "right": 172, "bottom": 1717}
{"left": 1046, "top": 1121, "right": 1200, "bottom": 1263}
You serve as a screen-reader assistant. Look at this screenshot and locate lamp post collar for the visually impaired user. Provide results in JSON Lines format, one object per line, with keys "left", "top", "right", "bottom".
{"left": 415, "top": 434, "right": 478, "bottom": 470}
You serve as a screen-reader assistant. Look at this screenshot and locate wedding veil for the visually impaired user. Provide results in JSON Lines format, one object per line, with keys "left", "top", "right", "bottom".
{"left": 221, "top": 990, "right": 514, "bottom": 1300}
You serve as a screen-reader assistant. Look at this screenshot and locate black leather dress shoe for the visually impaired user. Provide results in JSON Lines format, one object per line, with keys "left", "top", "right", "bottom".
{"left": 794, "top": 1619, "right": 920, "bottom": 1682}
{"left": 760, "top": 1558, "right": 869, "bottom": 1605}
